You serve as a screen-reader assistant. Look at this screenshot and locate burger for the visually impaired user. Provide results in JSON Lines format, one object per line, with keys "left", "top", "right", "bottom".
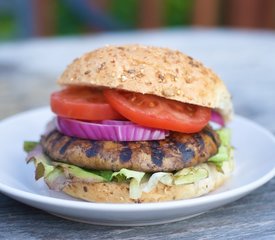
{"left": 24, "top": 45, "right": 234, "bottom": 203}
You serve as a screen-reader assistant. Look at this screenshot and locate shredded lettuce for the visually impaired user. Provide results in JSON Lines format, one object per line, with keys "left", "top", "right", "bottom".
{"left": 142, "top": 172, "right": 173, "bottom": 193}
{"left": 112, "top": 169, "right": 145, "bottom": 199}
{"left": 217, "top": 128, "right": 231, "bottom": 147}
{"left": 94, "top": 170, "right": 113, "bottom": 181}
{"left": 174, "top": 167, "right": 209, "bottom": 185}
{"left": 208, "top": 128, "right": 232, "bottom": 169}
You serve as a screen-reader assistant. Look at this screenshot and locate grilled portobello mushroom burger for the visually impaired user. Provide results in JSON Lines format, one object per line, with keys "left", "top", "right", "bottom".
{"left": 24, "top": 45, "right": 234, "bottom": 203}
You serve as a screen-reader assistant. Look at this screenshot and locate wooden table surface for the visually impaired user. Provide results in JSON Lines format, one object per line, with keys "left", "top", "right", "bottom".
{"left": 0, "top": 28, "right": 275, "bottom": 239}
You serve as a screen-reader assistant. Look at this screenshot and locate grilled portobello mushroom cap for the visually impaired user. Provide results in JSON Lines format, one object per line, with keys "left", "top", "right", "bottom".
{"left": 41, "top": 125, "right": 220, "bottom": 172}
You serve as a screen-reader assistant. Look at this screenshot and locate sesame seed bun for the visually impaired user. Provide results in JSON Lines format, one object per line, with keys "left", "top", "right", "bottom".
{"left": 58, "top": 45, "right": 233, "bottom": 121}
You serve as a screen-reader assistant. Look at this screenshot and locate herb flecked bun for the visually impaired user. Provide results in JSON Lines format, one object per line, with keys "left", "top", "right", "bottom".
{"left": 58, "top": 44, "right": 233, "bottom": 121}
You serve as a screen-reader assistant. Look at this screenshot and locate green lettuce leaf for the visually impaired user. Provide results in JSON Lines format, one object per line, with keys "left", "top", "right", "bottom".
{"left": 112, "top": 168, "right": 145, "bottom": 199}
{"left": 142, "top": 172, "right": 173, "bottom": 193}
{"left": 25, "top": 144, "right": 55, "bottom": 180}
{"left": 51, "top": 162, "right": 109, "bottom": 182}
{"left": 208, "top": 128, "right": 232, "bottom": 169}
{"left": 24, "top": 141, "right": 39, "bottom": 153}
{"left": 217, "top": 128, "right": 231, "bottom": 147}
{"left": 174, "top": 167, "right": 209, "bottom": 185}
{"left": 44, "top": 163, "right": 109, "bottom": 191}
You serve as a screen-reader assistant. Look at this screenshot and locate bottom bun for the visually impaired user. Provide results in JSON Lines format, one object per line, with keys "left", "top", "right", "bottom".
{"left": 61, "top": 157, "right": 234, "bottom": 203}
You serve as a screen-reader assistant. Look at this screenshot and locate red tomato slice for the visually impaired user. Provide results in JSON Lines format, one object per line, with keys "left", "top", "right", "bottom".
{"left": 104, "top": 90, "right": 211, "bottom": 133}
{"left": 51, "top": 87, "right": 124, "bottom": 121}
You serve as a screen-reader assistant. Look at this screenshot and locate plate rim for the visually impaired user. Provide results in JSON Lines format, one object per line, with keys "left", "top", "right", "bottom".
{"left": 0, "top": 107, "right": 275, "bottom": 212}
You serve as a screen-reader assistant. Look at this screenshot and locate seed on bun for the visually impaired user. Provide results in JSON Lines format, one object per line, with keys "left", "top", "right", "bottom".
{"left": 58, "top": 45, "right": 233, "bottom": 121}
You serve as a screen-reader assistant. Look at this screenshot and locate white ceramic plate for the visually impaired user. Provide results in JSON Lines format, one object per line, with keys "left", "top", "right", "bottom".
{"left": 0, "top": 107, "right": 275, "bottom": 226}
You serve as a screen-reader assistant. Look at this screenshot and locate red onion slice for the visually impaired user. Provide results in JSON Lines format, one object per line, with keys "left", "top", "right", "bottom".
{"left": 56, "top": 117, "right": 169, "bottom": 141}
{"left": 210, "top": 111, "right": 225, "bottom": 126}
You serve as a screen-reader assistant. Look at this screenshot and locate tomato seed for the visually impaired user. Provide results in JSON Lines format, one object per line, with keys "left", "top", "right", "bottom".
{"left": 148, "top": 102, "right": 156, "bottom": 107}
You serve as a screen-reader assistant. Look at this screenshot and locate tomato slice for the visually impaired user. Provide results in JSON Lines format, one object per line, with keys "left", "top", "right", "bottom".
{"left": 104, "top": 90, "right": 211, "bottom": 133}
{"left": 51, "top": 87, "right": 124, "bottom": 121}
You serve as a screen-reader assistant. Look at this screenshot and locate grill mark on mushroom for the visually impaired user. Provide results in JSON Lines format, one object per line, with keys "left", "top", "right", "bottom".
{"left": 41, "top": 125, "right": 220, "bottom": 173}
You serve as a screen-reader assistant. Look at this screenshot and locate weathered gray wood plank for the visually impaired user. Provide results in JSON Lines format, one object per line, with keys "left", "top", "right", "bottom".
{"left": 0, "top": 179, "right": 275, "bottom": 239}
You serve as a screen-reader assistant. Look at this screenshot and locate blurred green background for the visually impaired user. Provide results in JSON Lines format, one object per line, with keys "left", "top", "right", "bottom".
{"left": 0, "top": 0, "right": 194, "bottom": 40}
{"left": 0, "top": 0, "right": 274, "bottom": 41}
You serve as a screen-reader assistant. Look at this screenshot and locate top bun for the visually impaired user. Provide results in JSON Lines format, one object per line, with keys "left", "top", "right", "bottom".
{"left": 58, "top": 44, "right": 233, "bottom": 120}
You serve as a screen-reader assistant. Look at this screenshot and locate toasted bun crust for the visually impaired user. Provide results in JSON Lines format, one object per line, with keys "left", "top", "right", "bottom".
{"left": 58, "top": 45, "right": 233, "bottom": 121}
{"left": 61, "top": 159, "right": 234, "bottom": 203}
